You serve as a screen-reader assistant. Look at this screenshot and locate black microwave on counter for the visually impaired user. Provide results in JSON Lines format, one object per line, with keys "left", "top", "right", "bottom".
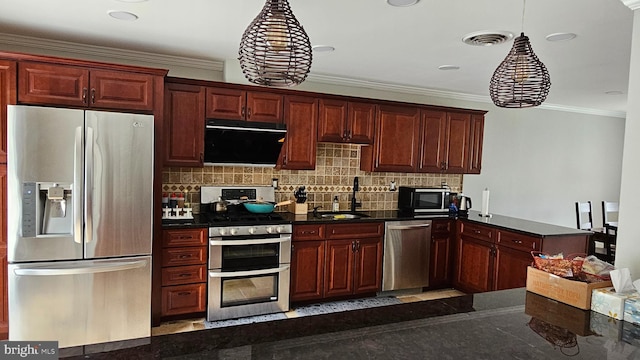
{"left": 397, "top": 186, "right": 452, "bottom": 215}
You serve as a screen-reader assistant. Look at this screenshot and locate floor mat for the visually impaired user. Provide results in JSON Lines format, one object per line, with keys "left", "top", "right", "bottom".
{"left": 204, "top": 312, "right": 288, "bottom": 329}
{"left": 292, "top": 296, "right": 402, "bottom": 317}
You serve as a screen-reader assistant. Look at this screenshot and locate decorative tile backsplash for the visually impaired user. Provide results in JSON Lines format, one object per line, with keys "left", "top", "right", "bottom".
{"left": 162, "top": 143, "right": 463, "bottom": 213}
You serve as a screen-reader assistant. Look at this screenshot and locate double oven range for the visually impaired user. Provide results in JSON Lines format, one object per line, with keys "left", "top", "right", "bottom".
{"left": 200, "top": 186, "right": 291, "bottom": 321}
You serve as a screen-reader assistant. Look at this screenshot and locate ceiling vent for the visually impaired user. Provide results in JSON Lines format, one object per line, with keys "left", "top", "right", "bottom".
{"left": 462, "top": 31, "right": 514, "bottom": 46}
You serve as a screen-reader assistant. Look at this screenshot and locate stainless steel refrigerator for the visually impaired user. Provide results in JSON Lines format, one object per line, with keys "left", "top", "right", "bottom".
{"left": 6, "top": 105, "right": 154, "bottom": 348}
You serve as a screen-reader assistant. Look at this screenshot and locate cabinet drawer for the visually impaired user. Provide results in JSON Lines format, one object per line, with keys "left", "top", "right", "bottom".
{"left": 326, "top": 222, "right": 383, "bottom": 239}
{"left": 431, "top": 219, "right": 451, "bottom": 234}
{"left": 497, "top": 230, "right": 541, "bottom": 252}
{"left": 162, "top": 247, "right": 206, "bottom": 267}
{"left": 162, "top": 265, "right": 207, "bottom": 286}
{"left": 163, "top": 228, "right": 207, "bottom": 247}
{"left": 161, "top": 283, "right": 206, "bottom": 316}
{"left": 293, "top": 224, "right": 325, "bottom": 241}
{"left": 459, "top": 222, "right": 494, "bottom": 243}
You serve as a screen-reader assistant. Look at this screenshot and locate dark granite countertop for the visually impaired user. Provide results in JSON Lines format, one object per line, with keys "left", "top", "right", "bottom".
{"left": 65, "top": 288, "right": 640, "bottom": 359}
{"left": 461, "top": 210, "right": 592, "bottom": 237}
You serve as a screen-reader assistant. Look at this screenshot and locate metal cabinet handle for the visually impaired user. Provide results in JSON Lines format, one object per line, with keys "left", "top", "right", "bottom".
{"left": 511, "top": 239, "right": 523, "bottom": 244}
{"left": 90, "top": 88, "right": 96, "bottom": 104}
{"left": 241, "top": 106, "right": 246, "bottom": 117}
{"left": 473, "top": 230, "right": 481, "bottom": 234}
{"left": 82, "top": 88, "right": 88, "bottom": 104}
{"left": 178, "top": 235, "right": 194, "bottom": 240}
{"left": 351, "top": 241, "right": 356, "bottom": 252}
{"left": 177, "top": 292, "right": 192, "bottom": 296}
{"left": 301, "top": 230, "right": 316, "bottom": 235}
{"left": 247, "top": 107, "right": 252, "bottom": 118}
{"left": 178, "top": 254, "right": 192, "bottom": 259}
{"left": 179, "top": 273, "right": 191, "bottom": 277}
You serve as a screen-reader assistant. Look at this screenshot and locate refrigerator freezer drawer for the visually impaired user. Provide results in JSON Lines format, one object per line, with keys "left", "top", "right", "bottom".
{"left": 8, "top": 256, "right": 152, "bottom": 348}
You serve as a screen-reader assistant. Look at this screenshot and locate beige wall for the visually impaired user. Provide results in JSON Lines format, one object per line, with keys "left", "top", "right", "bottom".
{"left": 163, "top": 143, "right": 463, "bottom": 213}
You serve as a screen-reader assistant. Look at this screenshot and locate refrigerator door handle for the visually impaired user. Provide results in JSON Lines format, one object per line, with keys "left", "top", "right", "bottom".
{"left": 74, "top": 126, "right": 83, "bottom": 244}
{"left": 85, "top": 126, "right": 94, "bottom": 244}
{"left": 13, "top": 260, "right": 147, "bottom": 276}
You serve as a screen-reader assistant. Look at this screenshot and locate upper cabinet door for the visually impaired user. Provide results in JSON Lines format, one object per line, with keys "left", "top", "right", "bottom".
{"left": 205, "top": 87, "right": 246, "bottom": 120}
{"left": 280, "top": 95, "right": 318, "bottom": 170}
{"left": 467, "top": 114, "right": 485, "bottom": 174}
{"left": 164, "top": 82, "right": 205, "bottom": 167}
{"left": 246, "top": 92, "right": 283, "bottom": 123}
{"left": 318, "top": 98, "right": 348, "bottom": 143}
{"left": 362, "top": 104, "right": 420, "bottom": 172}
{"left": 0, "top": 60, "right": 16, "bottom": 164}
{"left": 347, "top": 102, "right": 375, "bottom": 144}
{"left": 419, "top": 110, "right": 448, "bottom": 173}
{"left": 18, "top": 62, "right": 89, "bottom": 107}
{"left": 443, "top": 112, "right": 471, "bottom": 174}
{"left": 89, "top": 70, "right": 154, "bottom": 111}
{"left": 18, "top": 62, "right": 154, "bottom": 112}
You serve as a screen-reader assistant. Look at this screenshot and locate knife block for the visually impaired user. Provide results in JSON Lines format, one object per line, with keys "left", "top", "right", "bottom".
{"left": 288, "top": 200, "right": 308, "bottom": 215}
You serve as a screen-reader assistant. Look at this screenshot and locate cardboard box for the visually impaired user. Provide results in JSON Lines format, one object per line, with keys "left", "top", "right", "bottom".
{"left": 526, "top": 266, "right": 612, "bottom": 310}
{"left": 288, "top": 202, "right": 308, "bottom": 215}
{"left": 624, "top": 297, "right": 640, "bottom": 325}
{"left": 591, "top": 287, "right": 640, "bottom": 320}
{"left": 524, "top": 291, "right": 593, "bottom": 336}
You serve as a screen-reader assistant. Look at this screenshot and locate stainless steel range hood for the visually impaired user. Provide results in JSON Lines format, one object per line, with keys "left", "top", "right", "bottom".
{"left": 204, "top": 119, "right": 286, "bottom": 167}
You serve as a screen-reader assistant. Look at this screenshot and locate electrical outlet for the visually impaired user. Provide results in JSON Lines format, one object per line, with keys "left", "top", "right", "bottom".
{"left": 390, "top": 181, "right": 396, "bottom": 191}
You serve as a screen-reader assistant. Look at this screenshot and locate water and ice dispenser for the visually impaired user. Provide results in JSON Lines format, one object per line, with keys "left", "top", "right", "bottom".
{"left": 22, "top": 182, "right": 74, "bottom": 237}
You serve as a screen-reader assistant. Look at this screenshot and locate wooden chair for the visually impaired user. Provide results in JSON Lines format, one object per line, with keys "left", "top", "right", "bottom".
{"left": 602, "top": 201, "right": 619, "bottom": 228}
{"left": 575, "top": 201, "right": 594, "bottom": 230}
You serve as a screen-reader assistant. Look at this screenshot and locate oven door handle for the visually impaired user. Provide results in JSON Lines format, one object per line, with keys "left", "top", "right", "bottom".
{"left": 209, "top": 236, "right": 292, "bottom": 246}
{"left": 208, "top": 265, "right": 290, "bottom": 278}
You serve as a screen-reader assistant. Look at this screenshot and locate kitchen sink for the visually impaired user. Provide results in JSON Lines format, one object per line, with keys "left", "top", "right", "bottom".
{"left": 320, "top": 212, "right": 369, "bottom": 220}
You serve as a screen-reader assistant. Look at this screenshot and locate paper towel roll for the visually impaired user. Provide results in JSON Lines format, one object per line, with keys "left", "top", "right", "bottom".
{"left": 481, "top": 188, "right": 490, "bottom": 216}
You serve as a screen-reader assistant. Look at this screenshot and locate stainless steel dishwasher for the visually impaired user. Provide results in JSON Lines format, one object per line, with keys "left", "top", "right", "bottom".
{"left": 382, "top": 220, "right": 432, "bottom": 291}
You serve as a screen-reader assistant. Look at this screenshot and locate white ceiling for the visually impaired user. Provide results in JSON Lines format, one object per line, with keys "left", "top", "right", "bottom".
{"left": 0, "top": 0, "right": 633, "bottom": 115}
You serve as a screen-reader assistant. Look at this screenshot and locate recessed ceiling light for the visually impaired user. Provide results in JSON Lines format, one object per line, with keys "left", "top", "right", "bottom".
{"left": 545, "top": 33, "right": 577, "bottom": 42}
{"left": 387, "top": 0, "right": 419, "bottom": 7}
{"left": 108, "top": 10, "right": 139, "bottom": 21}
{"left": 438, "top": 65, "right": 460, "bottom": 71}
{"left": 312, "top": 45, "right": 335, "bottom": 53}
{"left": 605, "top": 90, "right": 624, "bottom": 95}
{"left": 462, "top": 31, "right": 514, "bottom": 46}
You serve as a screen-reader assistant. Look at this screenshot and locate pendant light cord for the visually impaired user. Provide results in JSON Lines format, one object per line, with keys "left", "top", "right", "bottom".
{"left": 521, "top": 0, "right": 526, "bottom": 33}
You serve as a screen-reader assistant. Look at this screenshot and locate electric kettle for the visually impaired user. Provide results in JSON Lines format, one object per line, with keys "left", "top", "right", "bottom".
{"left": 458, "top": 195, "right": 472, "bottom": 216}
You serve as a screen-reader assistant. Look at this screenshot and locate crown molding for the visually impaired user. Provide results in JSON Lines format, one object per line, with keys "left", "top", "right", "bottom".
{"left": 0, "top": 33, "right": 624, "bottom": 119}
{"left": 621, "top": 0, "right": 640, "bottom": 10}
{"left": 0, "top": 33, "right": 224, "bottom": 72}
{"left": 307, "top": 73, "right": 627, "bottom": 119}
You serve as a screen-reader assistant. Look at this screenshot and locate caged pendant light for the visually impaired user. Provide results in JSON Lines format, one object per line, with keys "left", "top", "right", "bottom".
{"left": 238, "top": 0, "right": 312, "bottom": 87}
{"left": 489, "top": 0, "right": 550, "bottom": 108}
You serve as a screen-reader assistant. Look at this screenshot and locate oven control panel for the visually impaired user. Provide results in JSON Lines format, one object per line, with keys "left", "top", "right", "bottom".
{"left": 209, "top": 224, "right": 292, "bottom": 237}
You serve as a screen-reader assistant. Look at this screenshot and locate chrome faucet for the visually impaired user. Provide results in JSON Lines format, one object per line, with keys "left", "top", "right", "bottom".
{"left": 350, "top": 176, "right": 362, "bottom": 212}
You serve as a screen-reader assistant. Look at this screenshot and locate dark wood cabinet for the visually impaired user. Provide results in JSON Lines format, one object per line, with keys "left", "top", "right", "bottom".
{"left": 360, "top": 104, "right": 420, "bottom": 172}
{"left": 467, "top": 114, "right": 485, "bottom": 174}
{"left": 291, "top": 222, "right": 383, "bottom": 303}
{"left": 454, "top": 220, "right": 587, "bottom": 293}
{"left": 318, "top": 99, "right": 375, "bottom": 144}
{"left": 205, "top": 87, "right": 283, "bottom": 123}
{"left": 429, "top": 219, "right": 453, "bottom": 289}
{"left": 290, "top": 240, "right": 325, "bottom": 302}
{"left": 419, "top": 110, "right": 476, "bottom": 174}
{"left": 280, "top": 95, "right": 318, "bottom": 170}
{"left": 0, "top": 60, "right": 16, "bottom": 164}
{"left": 18, "top": 61, "right": 154, "bottom": 111}
{"left": 160, "top": 228, "right": 207, "bottom": 317}
{"left": 163, "top": 82, "right": 205, "bottom": 167}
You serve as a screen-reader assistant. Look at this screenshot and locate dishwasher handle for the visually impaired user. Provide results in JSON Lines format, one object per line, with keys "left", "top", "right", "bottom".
{"left": 387, "top": 223, "right": 431, "bottom": 230}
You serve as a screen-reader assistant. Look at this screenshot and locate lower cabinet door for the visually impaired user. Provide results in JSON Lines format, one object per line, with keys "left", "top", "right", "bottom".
{"left": 324, "top": 239, "right": 354, "bottom": 298}
{"left": 493, "top": 246, "right": 531, "bottom": 291}
{"left": 161, "top": 283, "right": 206, "bottom": 316}
{"left": 455, "top": 236, "right": 493, "bottom": 293}
{"left": 353, "top": 238, "right": 382, "bottom": 294}
{"left": 290, "top": 240, "right": 325, "bottom": 302}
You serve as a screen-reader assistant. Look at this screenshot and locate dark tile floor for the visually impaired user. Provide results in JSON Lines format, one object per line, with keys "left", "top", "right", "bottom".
{"left": 65, "top": 289, "right": 640, "bottom": 359}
